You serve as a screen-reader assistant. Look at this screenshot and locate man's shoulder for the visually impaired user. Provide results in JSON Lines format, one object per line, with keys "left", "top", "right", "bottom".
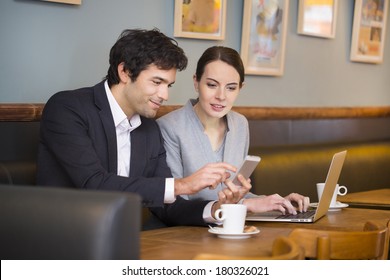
{"left": 47, "top": 84, "right": 97, "bottom": 103}
{"left": 43, "top": 83, "right": 106, "bottom": 121}
{"left": 46, "top": 82, "right": 105, "bottom": 107}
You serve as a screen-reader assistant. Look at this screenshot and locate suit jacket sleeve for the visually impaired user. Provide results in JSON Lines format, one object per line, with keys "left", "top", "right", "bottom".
{"left": 150, "top": 196, "right": 210, "bottom": 226}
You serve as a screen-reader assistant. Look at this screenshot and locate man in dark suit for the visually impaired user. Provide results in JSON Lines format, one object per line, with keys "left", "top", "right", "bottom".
{"left": 37, "top": 28, "right": 251, "bottom": 227}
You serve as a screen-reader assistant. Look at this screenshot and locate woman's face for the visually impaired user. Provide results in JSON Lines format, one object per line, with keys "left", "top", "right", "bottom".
{"left": 194, "top": 60, "right": 241, "bottom": 119}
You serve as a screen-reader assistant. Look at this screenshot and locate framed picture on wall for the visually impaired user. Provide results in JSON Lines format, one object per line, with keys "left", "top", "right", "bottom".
{"left": 174, "top": 0, "right": 226, "bottom": 40}
{"left": 350, "top": 0, "right": 388, "bottom": 64}
{"left": 40, "top": 0, "right": 81, "bottom": 4}
{"left": 297, "top": 0, "right": 338, "bottom": 38}
{"left": 240, "top": 0, "right": 289, "bottom": 76}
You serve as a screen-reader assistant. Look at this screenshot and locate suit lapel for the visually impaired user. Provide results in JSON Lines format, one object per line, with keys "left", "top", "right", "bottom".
{"left": 93, "top": 81, "right": 118, "bottom": 173}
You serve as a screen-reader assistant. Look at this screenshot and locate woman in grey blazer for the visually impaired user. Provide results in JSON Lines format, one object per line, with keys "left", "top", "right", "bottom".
{"left": 158, "top": 46, "right": 310, "bottom": 215}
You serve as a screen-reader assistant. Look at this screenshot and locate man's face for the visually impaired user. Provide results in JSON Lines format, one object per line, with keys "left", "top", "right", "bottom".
{"left": 123, "top": 64, "right": 177, "bottom": 118}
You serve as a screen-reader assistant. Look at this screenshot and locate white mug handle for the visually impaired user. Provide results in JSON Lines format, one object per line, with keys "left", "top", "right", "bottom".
{"left": 215, "top": 209, "right": 226, "bottom": 222}
{"left": 337, "top": 185, "right": 348, "bottom": 196}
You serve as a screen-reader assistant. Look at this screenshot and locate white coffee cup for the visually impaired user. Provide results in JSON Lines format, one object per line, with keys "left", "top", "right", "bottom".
{"left": 316, "top": 183, "right": 348, "bottom": 207}
{"left": 215, "top": 204, "right": 247, "bottom": 234}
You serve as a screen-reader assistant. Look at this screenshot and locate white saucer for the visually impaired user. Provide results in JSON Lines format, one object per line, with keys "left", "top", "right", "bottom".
{"left": 309, "top": 201, "right": 349, "bottom": 212}
{"left": 208, "top": 227, "right": 260, "bottom": 239}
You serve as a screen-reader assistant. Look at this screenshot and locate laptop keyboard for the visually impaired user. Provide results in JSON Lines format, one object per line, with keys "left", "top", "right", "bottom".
{"left": 276, "top": 210, "right": 316, "bottom": 219}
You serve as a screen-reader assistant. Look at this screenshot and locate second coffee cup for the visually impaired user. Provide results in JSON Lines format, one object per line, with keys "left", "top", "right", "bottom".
{"left": 215, "top": 204, "right": 247, "bottom": 234}
{"left": 316, "top": 183, "right": 347, "bottom": 207}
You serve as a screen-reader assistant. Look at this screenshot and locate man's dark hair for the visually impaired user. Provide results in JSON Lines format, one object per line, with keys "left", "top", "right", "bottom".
{"left": 106, "top": 28, "right": 188, "bottom": 86}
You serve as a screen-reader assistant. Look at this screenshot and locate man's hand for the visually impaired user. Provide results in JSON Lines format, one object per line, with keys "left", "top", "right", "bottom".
{"left": 174, "top": 162, "right": 236, "bottom": 196}
{"left": 211, "top": 174, "right": 252, "bottom": 218}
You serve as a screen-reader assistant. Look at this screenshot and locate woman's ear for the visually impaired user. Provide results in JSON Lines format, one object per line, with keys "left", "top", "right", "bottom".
{"left": 193, "top": 74, "right": 199, "bottom": 92}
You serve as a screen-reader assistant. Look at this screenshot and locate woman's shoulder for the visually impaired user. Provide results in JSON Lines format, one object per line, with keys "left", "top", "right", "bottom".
{"left": 157, "top": 106, "right": 186, "bottom": 125}
{"left": 227, "top": 110, "right": 248, "bottom": 125}
{"left": 156, "top": 106, "right": 190, "bottom": 137}
{"left": 157, "top": 101, "right": 193, "bottom": 126}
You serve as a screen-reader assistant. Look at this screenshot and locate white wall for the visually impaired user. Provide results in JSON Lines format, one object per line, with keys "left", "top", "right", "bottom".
{"left": 0, "top": 0, "right": 389, "bottom": 106}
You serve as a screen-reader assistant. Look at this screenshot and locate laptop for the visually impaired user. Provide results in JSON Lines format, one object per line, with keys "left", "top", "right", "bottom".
{"left": 246, "top": 150, "right": 347, "bottom": 223}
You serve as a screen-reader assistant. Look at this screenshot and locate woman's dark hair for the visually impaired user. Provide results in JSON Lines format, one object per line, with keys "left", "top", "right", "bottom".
{"left": 195, "top": 46, "right": 245, "bottom": 87}
{"left": 106, "top": 28, "right": 188, "bottom": 86}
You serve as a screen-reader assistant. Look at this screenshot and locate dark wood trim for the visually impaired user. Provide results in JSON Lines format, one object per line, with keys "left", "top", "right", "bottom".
{"left": 1, "top": 103, "right": 390, "bottom": 121}
{"left": 230, "top": 106, "right": 390, "bottom": 120}
{"left": 155, "top": 105, "right": 182, "bottom": 118}
{"left": 0, "top": 103, "right": 44, "bottom": 121}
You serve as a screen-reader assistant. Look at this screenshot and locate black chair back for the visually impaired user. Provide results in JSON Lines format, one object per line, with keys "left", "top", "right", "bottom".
{"left": 0, "top": 185, "right": 141, "bottom": 259}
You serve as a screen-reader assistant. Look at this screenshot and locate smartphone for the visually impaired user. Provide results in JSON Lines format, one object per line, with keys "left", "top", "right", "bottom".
{"left": 231, "top": 155, "right": 261, "bottom": 186}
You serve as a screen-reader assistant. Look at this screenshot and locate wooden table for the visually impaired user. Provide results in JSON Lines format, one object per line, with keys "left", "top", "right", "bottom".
{"left": 338, "top": 188, "right": 390, "bottom": 210}
{"left": 141, "top": 208, "right": 390, "bottom": 260}
{"left": 141, "top": 226, "right": 290, "bottom": 260}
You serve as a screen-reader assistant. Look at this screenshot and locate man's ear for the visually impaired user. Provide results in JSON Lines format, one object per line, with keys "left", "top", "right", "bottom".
{"left": 117, "top": 62, "right": 130, "bottom": 83}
